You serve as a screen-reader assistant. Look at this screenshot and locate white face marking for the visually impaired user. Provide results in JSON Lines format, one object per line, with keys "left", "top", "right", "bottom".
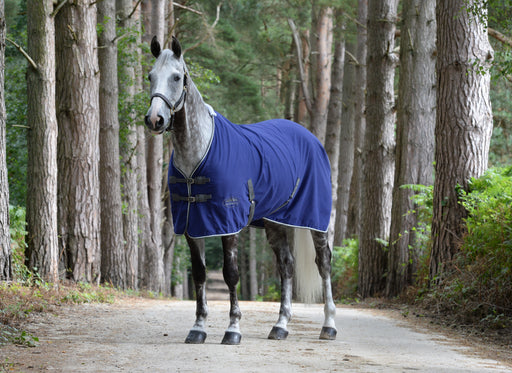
{"left": 146, "top": 50, "right": 186, "bottom": 132}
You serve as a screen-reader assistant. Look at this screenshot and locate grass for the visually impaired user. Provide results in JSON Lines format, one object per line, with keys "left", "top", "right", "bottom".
{"left": 0, "top": 280, "right": 121, "bottom": 348}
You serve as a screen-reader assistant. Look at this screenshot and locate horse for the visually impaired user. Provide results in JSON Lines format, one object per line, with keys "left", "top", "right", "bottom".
{"left": 144, "top": 36, "right": 337, "bottom": 345}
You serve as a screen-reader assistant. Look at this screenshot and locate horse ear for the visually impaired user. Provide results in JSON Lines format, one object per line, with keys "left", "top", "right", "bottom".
{"left": 171, "top": 36, "right": 182, "bottom": 59}
{"left": 151, "top": 36, "right": 161, "bottom": 58}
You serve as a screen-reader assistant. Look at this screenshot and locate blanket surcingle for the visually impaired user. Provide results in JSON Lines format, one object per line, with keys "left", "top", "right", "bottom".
{"left": 168, "top": 111, "right": 332, "bottom": 238}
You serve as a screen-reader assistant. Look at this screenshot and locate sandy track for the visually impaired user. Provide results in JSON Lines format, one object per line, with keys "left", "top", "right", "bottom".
{"left": 1, "top": 299, "right": 511, "bottom": 372}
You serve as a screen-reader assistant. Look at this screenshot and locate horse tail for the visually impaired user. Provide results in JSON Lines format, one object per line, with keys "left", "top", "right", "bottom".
{"left": 293, "top": 228, "right": 322, "bottom": 304}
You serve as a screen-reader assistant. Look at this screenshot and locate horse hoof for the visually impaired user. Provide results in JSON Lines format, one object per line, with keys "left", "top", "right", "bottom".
{"left": 221, "top": 331, "right": 242, "bottom": 345}
{"left": 319, "top": 326, "right": 337, "bottom": 340}
{"left": 268, "top": 326, "right": 289, "bottom": 340}
{"left": 185, "top": 330, "right": 207, "bottom": 344}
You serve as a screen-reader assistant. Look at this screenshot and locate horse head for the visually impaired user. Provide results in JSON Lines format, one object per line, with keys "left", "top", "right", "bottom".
{"left": 145, "top": 36, "right": 188, "bottom": 134}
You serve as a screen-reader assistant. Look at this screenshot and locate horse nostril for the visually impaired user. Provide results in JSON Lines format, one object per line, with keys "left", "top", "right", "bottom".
{"left": 157, "top": 115, "right": 164, "bottom": 127}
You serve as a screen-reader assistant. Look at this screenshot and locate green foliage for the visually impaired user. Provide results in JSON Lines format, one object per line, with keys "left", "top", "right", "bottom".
{"left": 171, "top": 236, "right": 191, "bottom": 288}
{"left": 0, "top": 325, "right": 38, "bottom": 348}
{"left": 331, "top": 238, "right": 358, "bottom": 298}
{"left": 5, "top": 0, "right": 28, "bottom": 207}
{"left": 9, "top": 205, "right": 31, "bottom": 282}
{"left": 419, "top": 167, "right": 512, "bottom": 329}
{"left": 401, "top": 184, "right": 434, "bottom": 255}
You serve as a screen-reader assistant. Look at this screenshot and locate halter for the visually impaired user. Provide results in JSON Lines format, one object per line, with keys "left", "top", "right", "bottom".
{"left": 150, "top": 71, "right": 189, "bottom": 132}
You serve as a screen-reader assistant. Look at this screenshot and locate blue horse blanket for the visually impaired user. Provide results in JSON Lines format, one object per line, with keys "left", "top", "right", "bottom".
{"left": 168, "top": 111, "right": 332, "bottom": 238}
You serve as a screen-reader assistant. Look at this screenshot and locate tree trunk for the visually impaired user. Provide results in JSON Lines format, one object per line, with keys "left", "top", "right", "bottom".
{"left": 430, "top": 0, "right": 494, "bottom": 281}
{"left": 161, "top": 0, "right": 176, "bottom": 296}
{"left": 97, "top": 0, "right": 126, "bottom": 288}
{"left": 55, "top": 0, "right": 101, "bottom": 283}
{"left": 138, "top": 0, "right": 152, "bottom": 289}
{"left": 346, "top": 0, "right": 368, "bottom": 239}
{"left": 249, "top": 227, "right": 258, "bottom": 300}
{"left": 310, "top": 6, "right": 333, "bottom": 144}
{"left": 386, "top": 0, "right": 436, "bottom": 297}
{"left": 0, "top": 0, "right": 11, "bottom": 281}
{"left": 296, "top": 29, "right": 310, "bottom": 125}
{"left": 144, "top": 0, "right": 165, "bottom": 292}
{"left": 333, "top": 41, "right": 355, "bottom": 247}
{"left": 117, "top": 0, "right": 140, "bottom": 290}
{"left": 324, "top": 11, "right": 345, "bottom": 248}
{"left": 358, "top": 0, "right": 398, "bottom": 298}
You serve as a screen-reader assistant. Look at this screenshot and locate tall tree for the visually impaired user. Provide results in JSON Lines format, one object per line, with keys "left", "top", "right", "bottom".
{"left": 333, "top": 41, "right": 355, "bottom": 246}
{"left": 117, "top": 0, "right": 140, "bottom": 289}
{"left": 386, "top": 0, "right": 436, "bottom": 296}
{"left": 55, "top": 0, "right": 101, "bottom": 283}
{"left": 0, "top": 0, "right": 11, "bottom": 281}
{"left": 249, "top": 227, "right": 258, "bottom": 300}
{"left": 144, "top": 0, "right": 165, "bottom": 292}
{"left": 345, "top": 0, "right": 368, "bottom": 239}
{"left": 324, "top": 10, "right": 345, "bottom": 248}
{"left": 98, "top": 0, "right": 126, "bottom": 288}
{"left": 310, "top": 5, "right": 333, "bottom": 144}
{"left": 430, "top": 0, "right": 494, "bottom": 281}
{"left": 25, "top": 0, "right": 58, "bottom": 283}
{"left": 358, "top": 0, "right": 398, "bottom": 298}
{"left": 162, "top": 0, "right": 176, "bottom": 296}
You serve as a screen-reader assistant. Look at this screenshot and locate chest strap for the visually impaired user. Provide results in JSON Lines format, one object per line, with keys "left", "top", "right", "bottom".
{"left": 172, "top": 194, "right": 212, "bottom": 203}
{"left": 169, "top": 176, "right": 210, "bottom": 185}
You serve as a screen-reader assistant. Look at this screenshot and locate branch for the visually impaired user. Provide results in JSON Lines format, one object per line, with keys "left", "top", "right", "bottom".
{"left": 51, "top": 0, "right": 68, "bottom": 18}
{"left": 488, "top": 27, "right": 512, "bottom": 48}
{"left": 345, "top": 49, "right": 359, "bottom": 65}
{"left": 172, "top": 1, "right": 203, "bottom": 15}
{"left": 127, "top": 0, "right": 143, "bottom": 20}
{"left": 182, "top": 2, "right": 222, "bottom": 55}
{"left": 5, "top": 37, "right": 38, "bottom": 70}
{"left": 288, "top": 18, "right": 313, "bottom": 115}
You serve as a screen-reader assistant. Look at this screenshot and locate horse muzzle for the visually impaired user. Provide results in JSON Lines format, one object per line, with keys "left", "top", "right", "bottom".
{"left": 144, "top": 111, "right": 168, "bottom": 134}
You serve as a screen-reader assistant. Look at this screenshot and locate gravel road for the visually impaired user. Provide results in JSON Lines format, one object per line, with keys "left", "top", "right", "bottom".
{"left": 2, "top": 298, "right": 511, "bottom": 372}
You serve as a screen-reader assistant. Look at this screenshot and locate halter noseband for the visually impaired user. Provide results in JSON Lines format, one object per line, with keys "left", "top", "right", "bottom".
{"left": 150, "top": 71, "right": 189, "bottom": 132}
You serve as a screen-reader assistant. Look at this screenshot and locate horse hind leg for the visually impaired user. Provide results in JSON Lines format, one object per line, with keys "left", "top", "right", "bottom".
{"left": 265, "top": 221, "right": 293, "bottom": 340}
{"left": 311, "top": 230, "right": 337, "bottom": 340}
{"left": 184, "top": 235, "right": 208, "bottom": 344}
{"left": 221, "top": 234, "right": 243, "bottom": 345}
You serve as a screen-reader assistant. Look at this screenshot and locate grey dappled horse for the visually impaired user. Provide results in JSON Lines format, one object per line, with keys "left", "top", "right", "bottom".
{"left": 144, "top": 36, "right": 337, "bottom": 345}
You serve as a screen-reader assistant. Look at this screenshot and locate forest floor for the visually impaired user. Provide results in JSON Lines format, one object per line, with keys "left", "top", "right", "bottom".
{"left": 1, "top": 295, "right": 511, "bottom": 372}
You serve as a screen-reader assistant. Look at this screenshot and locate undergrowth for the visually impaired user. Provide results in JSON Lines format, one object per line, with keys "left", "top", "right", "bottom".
{"left": 332, "top": 238, "right": 359, "bottom": 300}
{"left": 415, "top": 166, "right": 512, "bottom": 332}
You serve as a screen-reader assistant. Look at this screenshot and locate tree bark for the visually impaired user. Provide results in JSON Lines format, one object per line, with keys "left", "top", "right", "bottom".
{"left": 310, "top": 6, "right": 333, "bottom": 144}
{"left": 324, "top": 11, "right": 345, "bottom": 249}
{"left": 430, "top": 0, "right": 494, "bottom": 281}
{"left": 55, "top": 0, "right": 101, "bottom": 283}
{"left": 386, "top": 0, "right": 436, "bottom": 297}
{"left": 249, "top": 227, "right": 258, "bottom": 300}
{"left": 358, "top": 0, "right": 398, "bottom": 298}
{"left": 346, "top": 0, "right": 368, "bottom": 239}
{"left": 0, "top": 0, "right": 11, "bottom": 281}
{"left": 117, "top": 0, "right": 140, "bottom": 290}
{"left": 25, "top": 0, "right": 59, "bottom": 283}
{"left": 333, "top": 41, "right": 355, "bottom": 247}
{"left": 97, "top": 0, "right": 126, "bottom": 288}
{"left": 144, "top": 0, "right": 165, "bottom": 292}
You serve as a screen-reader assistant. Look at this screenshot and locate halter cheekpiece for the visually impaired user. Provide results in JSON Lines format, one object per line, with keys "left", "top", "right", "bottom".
{"left": 150, "top": 71, "right": 189, "bottom": 131}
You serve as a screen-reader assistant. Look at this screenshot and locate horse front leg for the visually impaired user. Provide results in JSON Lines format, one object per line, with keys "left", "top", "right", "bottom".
{"left": 311, "top": 230, "right": 337, "bottom": 340}
{"left": 184, "top": 235, "right": 208, "bottom": 344}
{"left": 265, "top": 222, "right": 294, "bottom": 340}
{"left": 221, "top": 234, "right": 242, "bottom": 345}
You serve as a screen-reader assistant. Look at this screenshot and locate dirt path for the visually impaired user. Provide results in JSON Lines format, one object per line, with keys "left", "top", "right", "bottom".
{"left": 1, "top": 298, "right": 511, "bottom": 372}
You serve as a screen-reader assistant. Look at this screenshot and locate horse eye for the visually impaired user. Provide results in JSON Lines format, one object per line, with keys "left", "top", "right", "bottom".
{"left": 174, "top": 75, "right": 181, "bottom": 82}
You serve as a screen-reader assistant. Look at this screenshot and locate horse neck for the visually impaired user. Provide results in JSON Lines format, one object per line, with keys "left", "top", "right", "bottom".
{"left": 171, "top": 79, "right": 213, "bottom": 177}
